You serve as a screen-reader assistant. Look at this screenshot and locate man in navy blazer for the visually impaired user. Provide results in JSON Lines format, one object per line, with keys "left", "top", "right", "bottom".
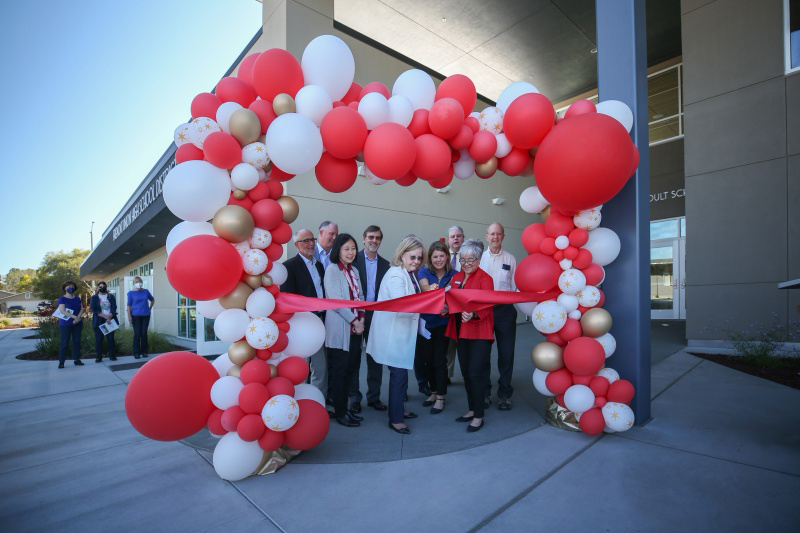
{"left": 350, "top": 225, "right": 390, "bottom": 412}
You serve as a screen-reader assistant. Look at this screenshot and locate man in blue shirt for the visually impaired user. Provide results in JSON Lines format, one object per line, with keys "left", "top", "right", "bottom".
{"left": 313, "top": 220, "right": 338, "bottom": 270}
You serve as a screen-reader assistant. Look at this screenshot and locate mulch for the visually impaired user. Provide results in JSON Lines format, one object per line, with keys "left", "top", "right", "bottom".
{"left": 690, "top": 353, "right": 800, "bottom": 390}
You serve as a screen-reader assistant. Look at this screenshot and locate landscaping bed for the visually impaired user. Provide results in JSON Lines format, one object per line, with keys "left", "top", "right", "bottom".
{"left": 690, "top": 352, "right": 800, "bottom": 390}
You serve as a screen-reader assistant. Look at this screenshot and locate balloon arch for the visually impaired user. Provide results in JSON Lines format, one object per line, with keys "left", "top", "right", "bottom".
{"left": 125, "top": 35, "right": 639, "bottom": 481}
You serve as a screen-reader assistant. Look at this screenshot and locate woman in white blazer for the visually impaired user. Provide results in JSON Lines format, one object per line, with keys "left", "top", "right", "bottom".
{"left": 367, "top": 236, "right": 426, "bottom": 434}
{"left": 324, "top": 234, "right": 366, "bottom": 428}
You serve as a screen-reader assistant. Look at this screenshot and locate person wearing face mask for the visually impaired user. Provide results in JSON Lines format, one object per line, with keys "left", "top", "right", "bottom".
{"left": 367, "top": 236, "right": 426, "bottom": 434}
{"left": 56, "top": 280, "right": 85, "bottom": 368}
{"left": 127, "top": 277, "right": 154, "bottom": 360}
{"left": 89, "top": 281, "right": 118, "bottom": 362}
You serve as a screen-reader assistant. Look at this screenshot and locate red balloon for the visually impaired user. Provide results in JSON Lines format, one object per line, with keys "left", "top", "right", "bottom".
{"left": 521, "top": 224, "right": 548, "bottom": 255}
{"left": 332, "top": 101, "right": 345, "bottom": 108}
{"left": 247, "top": 182, "right": 270, "bottom": 202}
{"left": 228, "top": 192, "right": 254, "bottom": 210}
{"left": 252, "top": 49, "right": 304, "bottom": 100}
{"left": 503, "top": 93, "right": 555, "bottom": 149}
{"left": 237, "top": 413, "right": 266, "bottom": 442}
{"left": 498, "top": 148, "right": 530, "bottom": 176}
{"left": 569, "top": 229, "right": 590, "bottom": 248}
{"left": 579, "top": 407, "right": 605, "bottom": 436}
{"left": 555, "top": 394, "right": 566, "bottom": 408}
{"left": 562, "top": 247, "right": 576, "bottom": 261}
{"left": 265, "top": 243, "right": 283, "bottom": 262}
{"left": 207, "top": 409, "right": 226, "bottom": 436}
{"left": 270, "top": 167, "right": 294, "bottom": 182}
{"left": 408, "top": 109, "right": 431, "bottom": 138}
{"left": 248, "top": 99, "right": 277, "bottom": 134}
{"left": 540, "top": 237, "right": 557, "bottom": 256}
{"left": 428, "top": 98, "right": 464, "bottom": 140}
{"left": 125, "top": 352, "right": 218, "bottom": 441}
{"left": 239, "top": 383, "right": 271, "bottom": 414}
{"left": 271, "top": 331, "right": 289, "bottom": 352}
{"left": 203, "top": 132, "right": 242, "bottom": 169}
{"left": 412, "top": 134, "right": 451, "bottom": 180}
{"left": 572, "top": 374, "right": 593, "bottom": 386}
{"left": 546, "top": 332, "right": 567, "bottom": 347}
{"left": 266, "top": 179, "right": 284, "bottom": 199}
{"left": 320, "top": 106, "right": 368, "bottom": 159}
{"left": 277, "top": 356, "right": 310, "bottom": 385}
{"left": 266, "top": 376, "right": 294, "bottom": 397}
{"left": 534, "top": 113, "right": 637, "bottom": 212}
{"left": 191, "top": 92, "right": 223, "bottom": 120}
{"left": 582, "top": 264, "right": 605, "bottom": 286}
{"left": 595, "top": 396, "right": 607, "bottom": 408}
{"left": 256, "top": 349, "right": 272, "bottom": 361}
{"left": 428, "top": 167, "right": 454, "bottom": 189}
{"left": 564, "top": 99, "right": 596, "bottom": 119}
{"left": 250, "top": 199, "right": 283, "bottom": 230}
{"left": 221, "top": 406, "right": 246, "bottom": 432}
{"left": 515, "top": 253, "right": 561, "bottom": 292}
{"left": 277, "top": 321, "right": 290, "bottom": 332}
{"left": 435, "top": 74, "right": 476, "bottom": 117}
{"left": 553, "top": 250, "right": 564, "bottom": 262}
{"left": 167, "top": 236, "right": 242, "bottom": 300}
{"left": 395, "top": 172, "right": 418, "bottom": 187}
{"left": 316, "top": 152, "right": 358, "bottom": 193}
{"left": 545, "top": 210, "right": 575, "bottom": 237}
{"left": 597, "top": 290, "right": 605, "bottom": 308}
{"left": 282, "top": 399, "right": 330, "bottom": 450}
{"left": 363, "top": 123, "right": 416, "bottom": 180}
{"left": 216, "top": 76, "right": 257, "bottom": 107}
{"left": 546, "top": 368, "right": 573, "bottom": 395}
{"left": 258, "top": 428, "right": 285, "bottom": 451}
{"left": 270, "top": 222, "right": 291, "bottom": 245}
{"left": 563, "top": 337, "right": 606, "bottom": 376}
{"left": 449, "top": 124, "right": 474, "bottom": 150}
{"left": 468, "top": 130, "right": 498, "bottom": 162}
{"left": 241, "top": 359, "right": 271, "bottom": 385}
{"left": 558, "top": 319, "right": 582, "bottom": 342}
{"left": 607, "top": 379, "right": 635, "bottom": 405}
{"left": 341, "top": 82, "right": 362, "bottom": 105}
{"left": 236, "top": 53, "right": 260, "bottom": 87}
{"left": 176, "top": 143, "right": 204, "bottom": 164}
{"left": 465, "top": 116, "right": 480, "bottom": 133}
{"left": 573, "top": 248, "right": 593, "bottom": 269}
{"left": 271, "top": 312, "right": 294, "bottom": 323}
{"left": 360, "top": 82, "right": 390, "bottom": 99}
{"left": 589, "top": 376, "right": 610, "bottom": 398}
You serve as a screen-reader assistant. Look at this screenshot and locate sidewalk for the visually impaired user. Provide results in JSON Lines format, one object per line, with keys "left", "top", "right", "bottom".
{"left": 0, "top": 326, "right": 798, "bottom": 532}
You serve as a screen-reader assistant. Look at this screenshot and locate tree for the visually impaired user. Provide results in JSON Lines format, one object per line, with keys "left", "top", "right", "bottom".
{"left": 31, "top": 249, "right": 91, "bottom": 303}
{"left": 2, "top": 268, "right": 37, "bottom": 293}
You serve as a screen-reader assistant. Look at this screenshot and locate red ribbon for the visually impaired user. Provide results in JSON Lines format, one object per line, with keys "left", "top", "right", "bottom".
{"left": 274, "top": 288, "right": 560, "bottom": 315}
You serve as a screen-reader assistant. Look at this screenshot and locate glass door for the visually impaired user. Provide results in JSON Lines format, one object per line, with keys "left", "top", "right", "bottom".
{"left": 650, "top": 239, "right": 686, "bottom": 319}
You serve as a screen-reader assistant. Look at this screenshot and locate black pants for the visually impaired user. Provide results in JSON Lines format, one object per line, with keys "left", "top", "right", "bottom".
{"left": 349, "top": 313, "right": 384, "bottom": 404}
{"left": 486, "top": 304, "right": 516, "bottom": 400}
{"left": 417, "top": 325, "right": 449, "bottom": 396}
{"left": 94, "top": 325, "right": 116, "bottom": 358}
{"left": 328, "top": 334, "right": 362, "bottom": 418}
{"left": 387, "top": 365, "right": 408, "bottom": 424}
{"left": 131, "top": 315, "right": 150, "bottom": 356}
{"left": 59, "top": 323, "right": 83, "bottom": 364}
{"left": 458, "top": 339, "right": 492, "bottom": 419}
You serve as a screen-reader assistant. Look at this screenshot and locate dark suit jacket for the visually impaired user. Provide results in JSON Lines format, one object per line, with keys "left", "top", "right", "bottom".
{"left": 282, "top": 254, "right": 326, "bottom": 317}
{"left": 354, "top": 250, "right": 390, "bottom": 336}
{"left": 89, "top": 293, "right": 118, "bottom": 328}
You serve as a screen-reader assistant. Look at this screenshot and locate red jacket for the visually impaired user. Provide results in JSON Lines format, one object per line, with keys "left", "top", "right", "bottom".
{"left": 445, "top": 268, "right": 495, "bottom": 341}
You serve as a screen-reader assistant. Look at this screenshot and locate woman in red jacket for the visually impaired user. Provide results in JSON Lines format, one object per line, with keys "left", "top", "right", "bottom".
{"left": 445, "top": 239, "right": 495, "bottom": 432}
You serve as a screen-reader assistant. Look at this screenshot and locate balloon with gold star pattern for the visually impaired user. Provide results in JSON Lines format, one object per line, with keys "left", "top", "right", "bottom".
{"left": 573, "top": 207, "right": 602, "bottom": 231}
{"left": 531, "top": 300, "right": 568, "bottom": 334}
{"left": 189, "top": 117, "right": 221, "bottom": 149}
{"left": 478, "top": 106, "right": 503, "bottom": 133}
{"left": 364, "top": 165, "right": 388, "bottom": 185}
{"left": 602, "top": 401, "right": 634, "bottom": 432}
{"left": 596, "top": 367, "right": 619, "bottom": 384}
{"left": 248, "top": 228, "right": 272, "bottom": 250}
{"left": 260, "top": 394, "right": 299, "bottom": 432}
{"left": 242, "top": 248, "right": 268, "bottom": 275}
{"left": 558, "top": 269, "right": 586, "bottom": 296}
{"left": 174, "top": 123, "right": 192, "bottom": 147}
{"left": 245, "top": 316, "right": 279, "bottom": 350}
{"left": 242, "top": 142, "right": 269, "bottom": 169}
{"left": 595, "top": 332, "right": 617, "bottom": 358}
{"left": 576, "top": 285, "right": 601, "bottom": 307}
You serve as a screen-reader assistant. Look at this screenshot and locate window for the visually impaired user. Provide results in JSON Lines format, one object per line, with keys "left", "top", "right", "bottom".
{"left": 787, "top": 0, "right": 800, "bottom": 72}
{"left": 650, "top": 217, "right": 686, "bottom": 241}
{"left": 177, "top": 294, "right": 197, "bottom": 339}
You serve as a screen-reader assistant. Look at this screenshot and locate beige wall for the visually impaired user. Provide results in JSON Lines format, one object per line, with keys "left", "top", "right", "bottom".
{"left": 0, "top": 294, "right": 40, "bottom": 313}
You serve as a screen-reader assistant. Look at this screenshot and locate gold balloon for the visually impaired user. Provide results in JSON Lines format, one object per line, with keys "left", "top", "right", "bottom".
{"left": 233, "top": 189, "right": 247, "bottom": 200}
{"left": 219, "top": 282, "right": 253, "bottom": 310}
{"left": 276, "top": 196, "right": 299, "bottom": 224}
{"left": 540, "top": 205, "right": 551, "bottom": 222}
{"left": 226, "top": 365, "right": 242, "bottom": 378}
{"left": 229, "top": 340, "right": 256, "bottom": 366}
{"left": 229, "top": 108, "right": 262, "bottom": 146}
{"left": 261, "top": 274, "right": 273, "bottom": 287}
{"left": 273, "top": 93, "right": 296, "bottom": 116}
{"left": 581, "top": 308, "right": 613, "bottom": 338}
{"left": 213, "top": 205, "right": 255, "bottom": 243}
{"left": 243, "top": 274, "right": 262, "bottom": 289}
{"left": 532, "top": 342, "right": 564, "bottom": 372}
{"left": 475, "top": 156, "right": 498, "bottom": 177}
{"left": 269, "top": 364, "right": 278, "bottom": 378}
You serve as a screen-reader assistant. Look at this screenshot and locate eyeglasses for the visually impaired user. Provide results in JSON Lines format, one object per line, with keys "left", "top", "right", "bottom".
{"left": 296, "top": 238, "right": 317, "bottom": 244}
{"left": 459, "top": 258, "right": 478, "bottom": 266}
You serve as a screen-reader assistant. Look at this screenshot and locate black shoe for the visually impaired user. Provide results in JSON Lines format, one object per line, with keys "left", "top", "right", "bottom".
{"left": 347, "top": 410, "right": 363, "bottom": 422}
{"left": 350, "top": 402, "right": 362, "bottom": 414}
{"left": 142, "top": 354, "right": 148, "bottom": 358}
{"left": 58, "top": 363, "right": 64, "bottom": 369}
{"left": 95, "top": 358, "right": 102, "bottom": 363}
{"left": 368, "top": 400, "right": 387, "bottom": 411}
{"left": 403, "top": 412, "right": 418, "bottom": 419}
{"left": 484, "top": 396, "right": 492, "bottom": 408}
{"left": 336, "top": 413, "right": 360, "bottom": 427}
{"left": 134, "top": 355, "right": 141, "bottom": 359}
{"left": 418, "top": 384, "right": 432, "bottom": 396}
{"left": 388, "top": 422, "right": 410, "bottom": 435}
{"left": 467, "top": 419, "right": 484, "bottom": 433}
{"left": 447, "top": 377, "right": 452, "bottom": 385}
{"left": 498, "top": 398, "right": 512, "bottom": 411}
{"left": 431, "top": 398, "right": 446, "bottom": 415}
{"left": 455, "top": 415, "right": 474, "bottom": 423}
{"left": 110, "top": 356, "right": 117, "bottom": 361}
{"left": 74, "top": 360, "right": 84, "bottom": 366}
{"left": 327, "top": 410, "right": 335, "bottom": 419}
{"left": 422, "top": 397, "right": 436, "bottom": 407}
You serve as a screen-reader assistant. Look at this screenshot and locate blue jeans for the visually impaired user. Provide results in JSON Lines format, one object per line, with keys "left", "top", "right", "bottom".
{"left": 59, "top": 322, "right": 83, "bottom": 363}
{"left": 131, "top": 315, "right": 150, "bottom": 356}
{"left": 387, "top": 365, "right": 408, "bottom": 424}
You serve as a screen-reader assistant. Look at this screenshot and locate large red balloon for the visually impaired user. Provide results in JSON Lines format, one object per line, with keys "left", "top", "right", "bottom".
{"left": 236, "top": 53, "right": 260, "bottom": 87}
{"left": 503, "top": 93, "right": 555, "bottom": 149}
{"left": 250, "top": 199, "right": 284, "bottom": 230}
{"left": 498, "top": 148, "right": 530, "bottom": 176}
{"left": 203, "top": 132, "right": 242, "bottom": 169}
{"left": 167, "top": 235, "right": 242, "bottom": 300}
{"left": 270, "top": 167, "right": 294, "bottom": 182}
{"left": 515, "top": 253, "right": 561, "bottom": 292}
{"left": 191, "top": 93, "right": 223, "bottom": 120}
{"left": 428, "top": 98, "right": 464, "bottom": 140}
{"left": 407, "top": 109, "right": 431, "bottom": 138}
{"left": 412, "top": 134, "right": 451, "bottom": 180}
{"left": 271, "top": 222, "right": 293, "bottom": 245}
{"left": 435, "top": 74, "right": 476, "bottom": 117}
{"left": 582, "top": 264, "right": 605, "bottom": 286}
{"left": 277, "top": 357, "right": 310, "bottom": 385}
{"left": 563, "top": 337, "right": 606, "bottom": 376}
{"left": 521, "top": 223, "right": 548, "bottom": 255}
{"left": 175, "top": 143, "right": 204, "bottom": 164}
{"left": 320, "top": 107, "right": 368, "bottom": 159}
{"left": 216, "top": 76, "right": 257, "bottom": 107}
{"left": 579, "top": 407, "right": 605, "bottom": 436}
{"left": 282, "top": 399, "right": 330, "bottom": 450}
{"left": 363, "top": 123, "right": 416, "bottom": 180}
{"left": 534, "top": 113, "right": 637, "bottom": 212}
{"left": 316, "top": 152, "right": 358, "bottom": 193}
{"left": 545, "top": 368, "right": 573, "bottom": 395}
{"left": 248, "top": 99, "right": 277, "bottom": 134}
{"left": 468, "top": 130, "right": 497, "bottom": 162}
{"left": 607, "top": 379, "right": 635, "bottom": 405}
{"left": 252, "top": 49, "right": 304, "bottom": 101}
{"left": 125, "top": 352, "right": 218, "bottom": 441}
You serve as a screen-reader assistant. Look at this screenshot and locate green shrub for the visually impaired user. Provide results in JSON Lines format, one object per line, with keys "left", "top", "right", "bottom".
{"left": 0, "top": 318, "right": 10, "bottom": 327}
{"left": 20, "top": 318, "right": 34, "bottom": 328}
{"left": 722, "top": 315, "right": 800, "bottom": 365}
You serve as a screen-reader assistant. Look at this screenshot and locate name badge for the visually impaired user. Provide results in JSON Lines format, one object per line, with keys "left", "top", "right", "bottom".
{"left": 502, "top": 264, "right": 511, "bottom": 271}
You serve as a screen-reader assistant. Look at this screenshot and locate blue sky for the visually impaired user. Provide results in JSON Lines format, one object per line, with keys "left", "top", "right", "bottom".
{"left": 0, "top": 0, "right": 263, "bottom": 274}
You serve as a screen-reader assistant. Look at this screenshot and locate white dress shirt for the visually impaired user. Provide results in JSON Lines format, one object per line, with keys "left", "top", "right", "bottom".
{"left": 449, "top": 249, "right": 462, "bottom": 272}
{"left": 301, "top": 254, "right": 324, "bottom": 298}
{"left": 479, "top": 248, "right": 517, "bottom": 292}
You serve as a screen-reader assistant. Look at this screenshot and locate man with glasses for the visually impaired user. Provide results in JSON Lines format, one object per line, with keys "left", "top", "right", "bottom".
{"left": 282, "top": 228, "right": 329, "bottom": 404}
{"left": 479, "top": 223, "right": 518, "bottom": 411}
{"left": 314, "top": 221, "right": 339, "bottom": 270}
{"left": 351, "top": 225, "right": 391, "bottom": 412}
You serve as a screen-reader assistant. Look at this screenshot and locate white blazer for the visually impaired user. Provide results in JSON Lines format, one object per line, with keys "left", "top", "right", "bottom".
{"left": 366, "top": 266, "right": 420, "bottom": 369}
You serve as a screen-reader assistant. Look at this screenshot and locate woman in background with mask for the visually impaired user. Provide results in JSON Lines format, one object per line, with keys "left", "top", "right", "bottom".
{"left": 56, "top": 280, "right": 85, "bottom": 368}
{"left": 127, "top": 276, "right": 154, "bottom": 359}
{"left": 90, "top": 281, "right": 117, "bottom": 363}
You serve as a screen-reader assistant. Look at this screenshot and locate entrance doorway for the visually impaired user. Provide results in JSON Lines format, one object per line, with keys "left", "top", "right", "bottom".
{"left": 650, "top": 218, "right": 686, "bottom": 319}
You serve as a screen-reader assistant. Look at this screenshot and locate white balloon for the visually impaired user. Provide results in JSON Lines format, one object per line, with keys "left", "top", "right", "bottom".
{"left": 596, "top": 100, "right": 634, "bottom": 132}
{"left": 295, "top": 85, "right": 333, "bottom": 126}
{"left": 265, "top": 113, "right": 323, "bottom": 175}
{"left": 212, "top": 432, "right": 265, "bottom": 481}
{"left": 174, "top": 123, "right": 191, "bottom": 146}
{"left": 557, "top": 293, "right": 579, "bottom": 313}
{"left": 478, "top": 106, "right": 503, "bottom": 132}
{"left": 387, "top": 94, "right": 414, "bottom": 127}
{"left": 284, "top": 312, "right": 326, "bottom": 357}
{"left": 197, "top": 299, "right": 226, "bottom": 319}
{"left": 573, "top": 207, "right": 602, "bottom": 231}
{"left": 301, "top": 35, "right": 355, "bottom": 101}
{"left": 214, "top": 308, "right": 250, "bottom": 343}
{"left": 519, "top": 186, "right": 549, "bottom": 214}
{"left": 211, "top": 352, "right": 234, "bottom": 378}
{"left": 216, "top": 101, "right": 243, "bottom": 134}
{"left": 257, "top": 168, "right": 267, "bottom": 182}
{"left": 555, "top": 236, "right": 569, "bottom": 250}
{"left": 602, "top": 402, "right": 635, "bottom": 432}
{"left": 163, "top": 160, "right": 230, "bottom": 222}
{"left": 358, "top": 92, "right": 390, "bottom": 130}
{"left": 166, "top": 221, "right": 216, "bottom": 255}
{"left": 584, "top": 227, "right": 621, "bottom": 267}
{"left": 559, "top": 259, "right": 573, "bottom": 270}
{"left": 558, "top": 269, "right": 586, "bottom": 295}
{"left": 210, "top": 376, "right": 244, "bottom": 410}
{"left": 532, "top": 369, "right": 554, "bottom": 396}
{"left": 454, "top": 151, "right": 475, "bottom": 180}
{"left": 261, "top": 394, "right": 300, "bottom": 432}
{"left": 189, "top": 117, "right": 221, "bottom": 149}
{"left": 494, "top": 133, "right": 512, "bottom": 158}
{"left": 577, "top": 285, "right": 601, "bottom": 307}
{"left": 514, "top": 301, "right": 537, "bottom": 317}
{"left": 392, "top": 69, "right": 436, "bottom": 111}
{"left": 243, "top": 249, "right": 268, "bottom": 275}
{"left": 293, "top": 383, "right": 325, "bottom": 406}
{"left": 595, "top": 332, "right": 617, "bottom": 358}
{"left": 231, "top": 163, "right": 260, "bottom": 191}
{"left": 564, "top": 384, "right": 596, "bottom": 414}
{"left": 596, "top": 367, "right": 620, "bottom": 384}
{"left": 246, "top": 288, "right": 276, "bottom": 318}
{"left": 531, "top": 300, "right": 568, "bottom": 334}
{"left": 242, "top": 142, "right": 270, "bottom": 169}
{"left": 245, "top": 316, "right": 279, "bottom": 349}
{"left": 233, "top": 240, "right": 251, "bottom": 258}
{"left": 268, "top": 262, "right": 288, "bottom": 286}
{"left": 496, "top": 81, "right": 539, "bottom": 113}
{"left": 568, "top": 310, "right": 582, "bottom": 320}
{"left": 364, "top": 165, "right": 389, "bottom": 185}
{"left": 248, "top": 228, "right": 272, "bottom": 250}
